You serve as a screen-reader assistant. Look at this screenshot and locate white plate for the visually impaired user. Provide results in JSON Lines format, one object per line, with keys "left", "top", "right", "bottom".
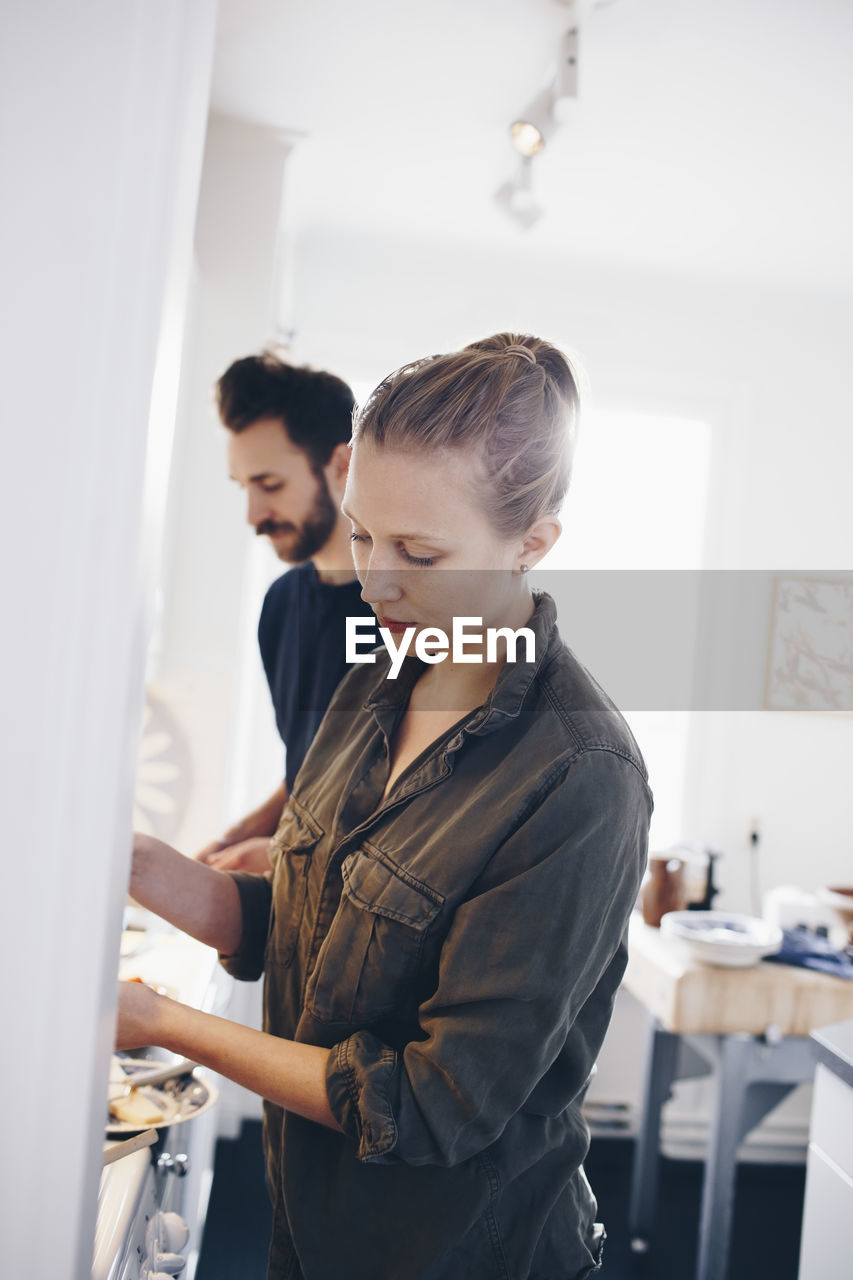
{"left": 106, "top": 1059, "right": 218, "bottom": 1135}
{"left": 660, "top": 910, "right": 783, "bottom": 968}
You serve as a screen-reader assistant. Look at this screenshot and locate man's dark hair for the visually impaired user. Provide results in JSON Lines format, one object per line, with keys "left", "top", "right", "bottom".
{"left": 216, "top": 350, "right": 355, "bottom": 471}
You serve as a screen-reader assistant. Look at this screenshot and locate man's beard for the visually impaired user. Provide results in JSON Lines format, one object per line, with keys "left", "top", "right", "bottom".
{"left": 256, "top": 471, "right": 338, "bottom": 563}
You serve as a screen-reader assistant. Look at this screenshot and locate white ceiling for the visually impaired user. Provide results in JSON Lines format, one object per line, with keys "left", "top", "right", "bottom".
{"left": 211, "top": 0, "right": 853, "bottom": 290}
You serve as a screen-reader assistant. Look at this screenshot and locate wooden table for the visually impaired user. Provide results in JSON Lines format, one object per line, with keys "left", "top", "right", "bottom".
{"left": 622, "top": 915, "right": 853, "bottom": 1280}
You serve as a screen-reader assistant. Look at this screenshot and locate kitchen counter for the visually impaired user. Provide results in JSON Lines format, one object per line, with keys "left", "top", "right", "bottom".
{"left": 809, "top": 1016, "right": 853, "bottom": 1090}
{"left": 118, "top": 923, "right": 226, "bottom": 1014}
{"left": 94, "top": 922, "right": 232, "bottom": 1280}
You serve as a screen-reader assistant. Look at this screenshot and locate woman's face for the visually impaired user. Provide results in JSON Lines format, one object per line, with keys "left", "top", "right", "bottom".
{"left": 342, "top": 438, "right": 532, "bottom": 640}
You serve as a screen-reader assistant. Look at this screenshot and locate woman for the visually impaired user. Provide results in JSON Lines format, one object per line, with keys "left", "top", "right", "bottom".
{"left": 120, "top": 332, "right": 652, "bottom": 1280}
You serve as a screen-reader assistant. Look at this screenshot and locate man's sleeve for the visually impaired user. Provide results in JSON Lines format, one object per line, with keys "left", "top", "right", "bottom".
{"left": 325, "top": 748, "right": 651, "bottom": 1166}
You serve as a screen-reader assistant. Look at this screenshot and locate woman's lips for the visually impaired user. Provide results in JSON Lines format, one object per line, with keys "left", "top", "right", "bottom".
{"left": 377, "top": 616, "right": 416, "bottom": 634}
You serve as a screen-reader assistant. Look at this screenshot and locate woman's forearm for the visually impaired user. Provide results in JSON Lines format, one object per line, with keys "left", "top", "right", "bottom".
{"left": 131, "top": 988, "right": 340, "bottom": 1132}
{"left": 130, "top": 834, "right": 243, "bottom": 955}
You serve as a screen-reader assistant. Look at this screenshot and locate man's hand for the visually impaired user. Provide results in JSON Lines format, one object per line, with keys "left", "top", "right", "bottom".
{"left": 200, "top": 837, "right": 272, "bottom": 873}
{"left": 195, "top": 838, "right": 230, "bottom": 864}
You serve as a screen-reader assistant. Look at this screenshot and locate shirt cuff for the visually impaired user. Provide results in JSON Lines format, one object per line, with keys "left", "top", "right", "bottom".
{"left": 217, "top": 870, "right": 272, "bottom": 982}
{"left": 325, "top": 1031, "right": 400, "bottom": 1162}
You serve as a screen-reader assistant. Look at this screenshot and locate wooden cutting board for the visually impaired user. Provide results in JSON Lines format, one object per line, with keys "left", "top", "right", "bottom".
{"left": 624, "top": 913, "right": 853, "bottom": 1037}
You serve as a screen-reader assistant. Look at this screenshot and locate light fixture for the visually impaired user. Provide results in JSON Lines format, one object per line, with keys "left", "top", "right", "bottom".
{"left": 553, "top": 25, "right": 580, "bottom": 116}
{"left": 494, "top": 157, "right": 543, "bottom": 230}
{"left": 509, "top": 27, "right": 581, "bottom": 157}
{"left": 510, "top": 87, "right": 559, "bottom": 158}
{"left": 497, "top": 0, "right": 609, "bottom": 227}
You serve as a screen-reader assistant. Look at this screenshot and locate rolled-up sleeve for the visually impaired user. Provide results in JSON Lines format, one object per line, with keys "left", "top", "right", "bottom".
{"left": 218, "top": 870, "right": 273, "bottom": 981}
{"left": 325, "top": 748, "right": 651, "bottom": 1166}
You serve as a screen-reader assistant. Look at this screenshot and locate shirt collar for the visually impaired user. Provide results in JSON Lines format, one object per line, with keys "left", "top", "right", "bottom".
{"left": 464, "top": 591, "right": 557, "bottom": 735}
{"left": 363, "top": 592, "right": 558, "bottom": 736}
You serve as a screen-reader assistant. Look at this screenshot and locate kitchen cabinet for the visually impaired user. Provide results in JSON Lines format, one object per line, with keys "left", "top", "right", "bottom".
{"left": 798, "top": 1019, "right": 853, "bottom": 1280}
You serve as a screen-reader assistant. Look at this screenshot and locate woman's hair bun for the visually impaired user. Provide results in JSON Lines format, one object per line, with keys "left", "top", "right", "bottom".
{"left": 353, "top": 331, "right": 581, "bottom": 537}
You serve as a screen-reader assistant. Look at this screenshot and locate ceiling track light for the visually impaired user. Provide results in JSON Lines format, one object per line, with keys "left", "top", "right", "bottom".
{"left": 494, "top": 156, "right": 544, "bottom": 231}
{"left": 496, "top": 0, "right": 611, "bottom": 229}
{"left": 510, "top": 26, "right": 580, "bottom": 158}
{"left": 554, "top": 24, "right": 580, "bottom": 106}
{"left": 510, "top": 86, "right": 558, "bottom": 159}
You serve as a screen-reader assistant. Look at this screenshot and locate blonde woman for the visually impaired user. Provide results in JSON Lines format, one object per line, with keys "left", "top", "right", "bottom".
{"left": 121, "top": 332, "right": 652, "bottom": 1280}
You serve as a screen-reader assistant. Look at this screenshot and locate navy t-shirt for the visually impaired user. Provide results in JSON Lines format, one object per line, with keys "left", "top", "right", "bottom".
{"left": 257, "top": 562, "right": 374, "bottom": 791}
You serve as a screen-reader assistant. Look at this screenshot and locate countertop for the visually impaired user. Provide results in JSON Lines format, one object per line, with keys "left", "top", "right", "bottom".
{"left": 118, "top": 919, "right": 224, "bottom": 1011}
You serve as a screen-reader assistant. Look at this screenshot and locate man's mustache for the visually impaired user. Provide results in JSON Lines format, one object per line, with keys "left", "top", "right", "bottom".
{"left": 256, "top": 519, "right": 295, "bottom": 538}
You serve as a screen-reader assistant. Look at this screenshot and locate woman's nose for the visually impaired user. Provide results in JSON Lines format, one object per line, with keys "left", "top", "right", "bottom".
{"left": 360, "top": 563, "right": 404, "bottom": 607}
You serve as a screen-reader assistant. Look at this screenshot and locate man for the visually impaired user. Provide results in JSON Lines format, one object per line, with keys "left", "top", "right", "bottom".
{"left": 197, "top": 351, "right": 373, "bottom": 871}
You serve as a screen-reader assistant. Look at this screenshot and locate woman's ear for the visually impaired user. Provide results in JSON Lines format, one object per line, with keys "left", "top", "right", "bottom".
{"left": 517, "top": 516, "right": 562, "bottom": 570}
{"left": 324, "top": 442, "right": 351, "bottom": 501}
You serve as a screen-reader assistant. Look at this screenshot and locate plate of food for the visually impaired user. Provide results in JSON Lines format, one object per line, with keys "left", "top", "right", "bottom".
{"left": 106, "top": 1057, "right": 218, "bottom": 1135}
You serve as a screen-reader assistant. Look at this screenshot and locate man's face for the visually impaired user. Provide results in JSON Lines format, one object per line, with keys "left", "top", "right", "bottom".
{"left": 228, "top": 417, "right": 338, "bottom": 564}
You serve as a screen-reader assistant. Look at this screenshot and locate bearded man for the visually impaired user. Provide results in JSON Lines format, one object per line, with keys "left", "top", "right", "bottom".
{"left": 196, "top": 352, "right": 373, "bottom": 872}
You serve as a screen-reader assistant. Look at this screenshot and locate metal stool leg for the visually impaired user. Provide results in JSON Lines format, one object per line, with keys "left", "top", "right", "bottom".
{"left": 694, "top": 1037, "right": 796, "bottom": 1280}
{"left": 628, "top": 1021, "right": 680, "bottom": 1252}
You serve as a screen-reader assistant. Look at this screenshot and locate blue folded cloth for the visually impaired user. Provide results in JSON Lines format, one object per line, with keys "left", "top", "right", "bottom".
{"left": 763, "top": 926, "right": 853, "bottom": 979}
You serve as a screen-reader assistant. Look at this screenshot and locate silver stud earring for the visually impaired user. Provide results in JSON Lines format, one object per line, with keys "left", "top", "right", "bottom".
{"left": 520, "top": 563, "right": 529, "bottom": 574}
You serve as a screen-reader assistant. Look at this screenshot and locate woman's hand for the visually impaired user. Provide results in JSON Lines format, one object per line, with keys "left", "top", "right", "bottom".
{"left": 115, "top": 980, "right": 169, "bottom": 1051}
{"left": 115, "top": 982, "right": 341, "bottom": 1132}
{"left": 127, "top": 831, "right": 244, "bottom": 955}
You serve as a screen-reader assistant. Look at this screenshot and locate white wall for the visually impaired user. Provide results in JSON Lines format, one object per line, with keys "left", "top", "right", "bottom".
{"left": 153, "top": 114, "right": 293, "bottom": 857}
{"left": 286, "top": 225, "right": 853, "bottom": 907}
{"left": 0, "top": 4, "right": 216, "bottom": 1276}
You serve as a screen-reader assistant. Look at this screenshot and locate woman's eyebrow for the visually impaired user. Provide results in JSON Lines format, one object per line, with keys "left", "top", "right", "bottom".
{"left": 341, "top": 504, "right": 448, "bottom": 544}
{"left": 395, "top": 531, "right": 449, "bottom": 544}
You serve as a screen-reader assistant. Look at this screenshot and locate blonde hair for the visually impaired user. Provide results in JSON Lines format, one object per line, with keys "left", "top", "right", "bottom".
{"left": 352, "top": 332, "right": 579, "bottom": 538}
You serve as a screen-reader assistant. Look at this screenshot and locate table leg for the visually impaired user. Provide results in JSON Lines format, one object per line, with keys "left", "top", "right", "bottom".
{"left": 628, "top": 1022, "right": 681, "bottom": 1252}
{"left": 694, "top": 1037, "right": 797, "bottom": 1280}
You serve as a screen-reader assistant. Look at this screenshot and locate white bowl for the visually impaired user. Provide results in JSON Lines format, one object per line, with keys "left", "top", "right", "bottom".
{"left": 660, "top": 910, "right": 783, "bottom": 968}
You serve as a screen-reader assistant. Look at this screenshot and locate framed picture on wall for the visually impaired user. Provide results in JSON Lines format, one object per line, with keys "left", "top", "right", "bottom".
{"left": 765, "top": 576, "right": 853, "bottom": 711}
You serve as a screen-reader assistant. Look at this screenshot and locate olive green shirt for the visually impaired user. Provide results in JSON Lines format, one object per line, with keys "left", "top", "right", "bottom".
{"left": 222, "top": 592, "right": 652, "bottom": 1279}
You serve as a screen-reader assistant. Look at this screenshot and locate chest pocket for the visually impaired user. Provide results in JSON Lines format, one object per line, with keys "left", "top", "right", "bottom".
{"left": 267, "top": 797, "right": 324, "bottom": 970}
{"left": 305, "top": 844, "right": 444, "bottom": 1024}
